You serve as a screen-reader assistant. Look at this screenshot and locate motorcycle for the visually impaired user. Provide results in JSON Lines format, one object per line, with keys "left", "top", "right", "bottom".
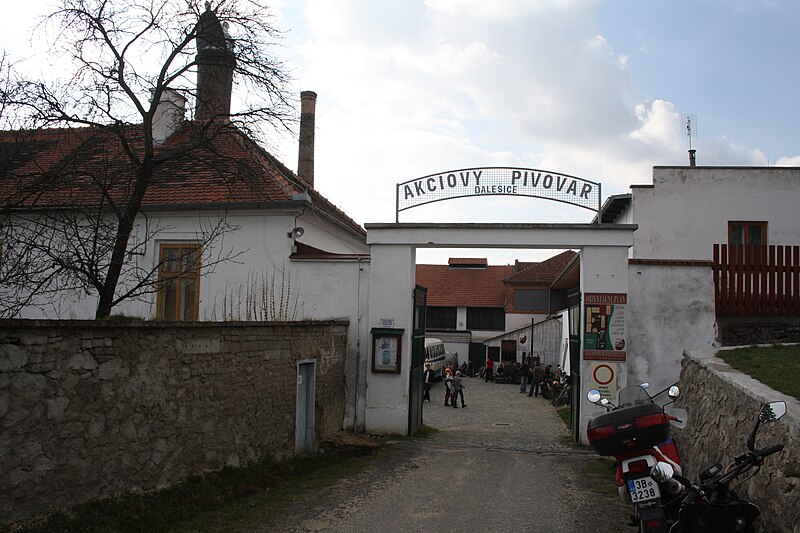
{"left": 650, "top": 400, "right": 787, "bottom": 533}
{"left": 586, "top": 383, "right": 688, "bottom": 533}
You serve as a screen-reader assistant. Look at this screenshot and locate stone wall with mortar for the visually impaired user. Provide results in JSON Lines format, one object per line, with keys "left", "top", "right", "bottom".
{"left": 673, "top": 350, "right": 800, "bottom": 533}
{"left": 0, "top": 319, "right": 348, "bottom": 525}
{"left": 717, "top": 318, "right": 800, "bottom": 347}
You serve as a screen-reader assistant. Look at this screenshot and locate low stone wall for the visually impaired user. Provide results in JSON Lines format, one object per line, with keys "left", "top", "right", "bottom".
{"left": 0, "top": 319, "right": 348, "bottom": 525}
{"left": 673, "top": 350, "right": 800, "bottom": 533}
{"left": 717, "top": 317, "right": 800, "bottom": 346}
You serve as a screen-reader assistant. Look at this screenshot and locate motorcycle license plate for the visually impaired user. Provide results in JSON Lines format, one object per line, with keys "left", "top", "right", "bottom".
{"left": 627, "top": 476, "right": 661, "bottom": 503}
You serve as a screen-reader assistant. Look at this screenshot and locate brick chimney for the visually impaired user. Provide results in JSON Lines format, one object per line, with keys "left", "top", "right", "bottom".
{"left": 195, "top": 5, "right": 236, "bottom": 121}
{"left": 297, "top": 91, "right": 317, "bottom": 187}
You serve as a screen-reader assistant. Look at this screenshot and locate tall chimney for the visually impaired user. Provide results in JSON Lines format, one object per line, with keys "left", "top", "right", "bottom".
{"left": 689, "top": 149, "right": 697, "bottom": 167}
{"left": 151, "top": 89, "right": 186, "bottom": 144}
{"left": 297, "top": 91, "right": 317, "bottom": 187}
{"left": 195, "top": 6, "right": 236, "bottom": 121}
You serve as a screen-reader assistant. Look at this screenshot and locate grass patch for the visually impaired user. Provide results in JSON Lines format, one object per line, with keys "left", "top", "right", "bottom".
{"left": 4, "top": 440, "right": 384, "bottom": 533}
{"left": 718, "top": 344, "right": 800, "bottom": 400}
{"left": 413, "top": 424, "right": 440, "bottom": 438}
{"left": 556, "top": 405, "right": 571, "bottom": 428}
{"left": 583, "top": 458, "right": 619, "bottom": 497}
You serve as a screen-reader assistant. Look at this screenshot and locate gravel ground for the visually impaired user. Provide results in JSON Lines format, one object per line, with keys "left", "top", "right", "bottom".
{"left": 240, "top": 377, "right": 633, "bottom": 532}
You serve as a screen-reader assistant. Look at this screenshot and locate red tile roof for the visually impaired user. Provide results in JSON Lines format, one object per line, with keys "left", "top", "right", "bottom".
{"left": 416, "top": 263, "right": 514, "bottom": 307}
{"left": 0, "top": 122, "right": 365, "bottom": 238}
{"left": 505, "top": 250, "right": 577, "bottom": 283}
{"left": 417, "top": 251, "right": 577, "bottom": 308}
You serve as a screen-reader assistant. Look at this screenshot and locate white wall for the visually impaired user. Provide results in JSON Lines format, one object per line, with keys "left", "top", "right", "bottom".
{"left": 506, "top": 312, "right": 542, "bottom": 331}
{"left": 630, "top": 167, "right": 800, "bottom": 260}
{"left": 627, "top": 263, "right": 715, "bottom": 392}
{"left": 364, "top": 244, "right": 416, "bottom": 434}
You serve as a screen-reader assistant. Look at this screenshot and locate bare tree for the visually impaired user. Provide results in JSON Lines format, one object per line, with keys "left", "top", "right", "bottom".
{"left": 0, "top": 0, "right": 295, "bottom": 318}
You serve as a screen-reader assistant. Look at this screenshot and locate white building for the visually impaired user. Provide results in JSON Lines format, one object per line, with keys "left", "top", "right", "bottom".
{"left": 597, "top": 165, "right": 800, "bottom": 391}
{"left": 0, "top": 8, "right": 372, "bottom": 431}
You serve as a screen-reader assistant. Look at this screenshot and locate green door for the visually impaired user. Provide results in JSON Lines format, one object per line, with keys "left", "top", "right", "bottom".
{"left": 567, "top": 289, "right": 582, "bottom": 442}
{"left": 408, "top": 285, "right": 427, "bottom": 435}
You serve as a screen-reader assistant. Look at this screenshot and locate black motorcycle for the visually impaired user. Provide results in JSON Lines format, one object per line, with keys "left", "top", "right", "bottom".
{"left": 649, "top": 400, "right": 787, "bottom": 533}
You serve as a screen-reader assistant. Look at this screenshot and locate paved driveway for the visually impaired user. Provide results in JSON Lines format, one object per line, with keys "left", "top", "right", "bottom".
{"left": 250, "top": 377, "right": 631, "bottom": 532}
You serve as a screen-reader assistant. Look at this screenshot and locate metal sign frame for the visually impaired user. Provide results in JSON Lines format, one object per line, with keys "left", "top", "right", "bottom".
{"left": 396, "top": 166, "right": 601, "bottom": 222}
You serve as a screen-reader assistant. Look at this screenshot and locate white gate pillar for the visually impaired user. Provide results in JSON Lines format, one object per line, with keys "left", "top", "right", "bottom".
{"left": 364, "top": 243, "right": 416, "bottom": 434}
{"left": 578, "top": 244, "right": 631, "bottom": 444}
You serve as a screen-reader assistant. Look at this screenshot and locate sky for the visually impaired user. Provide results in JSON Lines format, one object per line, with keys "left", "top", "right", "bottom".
{"left": 2, "top": 0, "right": 799, "bottom": 265}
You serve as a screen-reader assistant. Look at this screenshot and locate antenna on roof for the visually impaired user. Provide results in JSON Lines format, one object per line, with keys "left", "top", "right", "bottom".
{"left": 684, "top": 114, "right": 697, "bottom": 166}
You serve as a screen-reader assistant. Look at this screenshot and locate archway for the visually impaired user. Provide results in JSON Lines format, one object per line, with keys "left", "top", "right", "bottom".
{"left": 361, "top": 222, "right": 636, "bottom": 444}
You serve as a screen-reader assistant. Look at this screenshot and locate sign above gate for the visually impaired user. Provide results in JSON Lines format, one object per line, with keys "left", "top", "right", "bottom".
{"left": 396, "top": 167, "right": 601, "bottom": 221}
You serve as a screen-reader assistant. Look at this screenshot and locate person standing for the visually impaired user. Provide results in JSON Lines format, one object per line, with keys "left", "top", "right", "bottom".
{"left": 519, "top": 357, "right": 531, "bottom": 393}
{"left": 423, "top": 363, "right": 435, "bottom": 403}
{"left": 452, "top": 371, "right": 466, "bottom": 408}
{"left": 528, "top": 361, "right": 544, "bottom": 397}
{"left": 444, "top": 365, "right": 454, "bottom": 406}
{"left": 484, "top": 357, "right": 494, "bottom": 382}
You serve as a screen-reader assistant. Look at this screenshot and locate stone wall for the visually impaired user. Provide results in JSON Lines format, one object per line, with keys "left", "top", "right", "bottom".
{"left": 673, "top": 350, "right": 800, "bottom": 533}
{"left": 0, "top": 319, "right": 348, "bottom": 525}
{"left": 717, "top": 317, "right": 800, "bottom": 346}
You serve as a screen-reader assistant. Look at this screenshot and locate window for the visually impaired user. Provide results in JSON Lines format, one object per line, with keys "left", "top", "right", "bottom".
{"left": 156, "top": 243, "right": 201, "bottom": 320}
{"left": 466, "top": 307, "right": 505, "bottom": 331}
{"left": 729, "top": 221, "right": 767, "bottom": 246}
{"left": 426, "top": 306, "right": 457, "bottom": 329}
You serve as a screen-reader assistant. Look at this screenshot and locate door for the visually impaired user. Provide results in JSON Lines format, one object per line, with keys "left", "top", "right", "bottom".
{"left": 408, "top": 285, "right": 427, "bottom": 435}
{"left": 295, "top": 360, "right": 316, "bottom": 454}
{"left": 501, "top": 340, "right": 516, "bottom": 363}
{"left": 567, "top": 289, "right": 581, "bottom": 441}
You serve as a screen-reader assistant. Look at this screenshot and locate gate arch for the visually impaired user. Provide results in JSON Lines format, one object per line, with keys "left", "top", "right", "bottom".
{"left": 361, "top": 222, "right": 636, "bottom": 444}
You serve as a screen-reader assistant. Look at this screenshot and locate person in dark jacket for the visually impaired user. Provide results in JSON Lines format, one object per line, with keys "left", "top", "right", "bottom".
{"left": 528, "top": 361, "right": 544, "bottom": 397}
{"left": 423, "top": 363, "right": 435, "bottom": 403}
{"left": 519, "top": 357, "right": 531, "bottom": 393}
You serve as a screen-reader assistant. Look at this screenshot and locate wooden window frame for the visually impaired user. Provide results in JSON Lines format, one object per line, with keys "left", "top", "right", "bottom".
{"left": 728, "top": 221, "right": 767, "bottom": 246}
{"left": 155, "top": 242, "right": 202, "bottom": 321}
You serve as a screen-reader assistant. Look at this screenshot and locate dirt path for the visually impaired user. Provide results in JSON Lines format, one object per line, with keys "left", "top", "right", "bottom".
{"left": 238, "top": 378, "right": 632, "bottom": 532}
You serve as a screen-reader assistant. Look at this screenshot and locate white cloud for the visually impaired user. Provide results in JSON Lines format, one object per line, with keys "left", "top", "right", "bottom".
{"left": 775, "top": 155, "right": 800, "bottom": 166}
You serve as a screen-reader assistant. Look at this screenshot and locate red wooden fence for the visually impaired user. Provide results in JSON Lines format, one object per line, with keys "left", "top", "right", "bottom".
{"left": 713, "top": 244, "right": 800, "bottom": 317}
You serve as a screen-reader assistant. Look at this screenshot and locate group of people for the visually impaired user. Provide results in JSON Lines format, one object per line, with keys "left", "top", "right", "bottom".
{"left": 518, "top": 360, "right": 562, "bottom": 397}
{"left": 421, "top": 357, "right": 565, "bottom": 407}
{"left": 422, "top": 362, "right": 466, "bottom": 408}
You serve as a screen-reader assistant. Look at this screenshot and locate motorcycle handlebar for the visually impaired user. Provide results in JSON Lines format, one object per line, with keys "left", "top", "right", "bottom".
{"left": 758, "top": 444, "right": 784, "bottom": 457}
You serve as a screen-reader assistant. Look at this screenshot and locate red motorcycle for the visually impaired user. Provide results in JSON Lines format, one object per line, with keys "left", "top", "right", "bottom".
{"left": 587, "top": 383, "right": 687, "bottom": 533}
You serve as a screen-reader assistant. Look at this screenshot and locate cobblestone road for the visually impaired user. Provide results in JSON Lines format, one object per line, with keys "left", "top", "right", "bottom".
{"left": 245, "top": 376, "right": 632, "bottom": 532}
{"left": 422, "top": 374, "right": 577, "bottom": 453}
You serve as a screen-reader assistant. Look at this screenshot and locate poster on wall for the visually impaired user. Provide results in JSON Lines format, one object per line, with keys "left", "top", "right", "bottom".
{"left": 583, "top": 292, "right": 627, "bottom": 361}
{"left": 371, "top": 330, "right": 403, "bottom": 373}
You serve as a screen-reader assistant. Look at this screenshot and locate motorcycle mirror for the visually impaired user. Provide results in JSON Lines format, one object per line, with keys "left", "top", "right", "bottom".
{"left": 651, "top": 462, "right": 675, "bottom": 483}
{"left": 668, "top": 385, "right": 680, "bottom": 398}
{"left": 747, "top": 401, "right": 788, "bottom": 452}
{"left": 640, "top": 382, "right": 650, "bottom": 389}
{"left": 759, "top": 401, "right": 787, "bottom": 423}
{"left": 587, "top": 389, "right": 602, "bottom": 403}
